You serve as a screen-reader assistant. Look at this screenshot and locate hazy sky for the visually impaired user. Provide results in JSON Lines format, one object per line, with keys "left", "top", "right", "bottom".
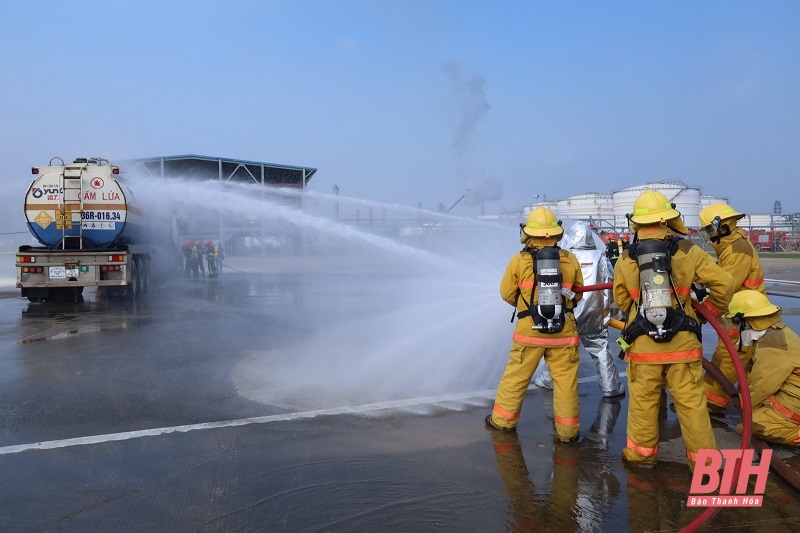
{"left": 2, "top": 0, "right": 799, "bottom": 219}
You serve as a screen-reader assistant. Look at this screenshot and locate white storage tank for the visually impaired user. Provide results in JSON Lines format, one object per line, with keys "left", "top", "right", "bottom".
{"left": 556, "top": 192, "right": 613, "bottom": 218}
{"left": 612, "top": 181, "right": 701, "bottom": 229}
{"left": 740, "top": 214, "right": 774, "bottom": 230}
{"left": 523, "top": 200, "right": 559, "bottom": 217}
{"left": 699, "top": 195, "right": 729, "bottom": 211}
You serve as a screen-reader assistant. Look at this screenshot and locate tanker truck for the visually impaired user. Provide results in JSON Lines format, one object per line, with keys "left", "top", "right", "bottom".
{"left": 16, "top": 157, "right": 181, "bottom": 302}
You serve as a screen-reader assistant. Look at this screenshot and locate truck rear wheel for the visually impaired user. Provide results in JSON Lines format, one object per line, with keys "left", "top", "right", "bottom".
{"left": 754, "top": 243, "right": 762, "bottom": 252}
{"left": 128, "top": 259, "right": 140, "bottom": 298}
{"left": 140, "top": 258, "right": 149, "bottom": 294}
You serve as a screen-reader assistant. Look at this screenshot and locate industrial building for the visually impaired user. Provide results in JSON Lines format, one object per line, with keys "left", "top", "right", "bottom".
{"left": 124, "top": 154, "right": 317, "bottom": 254}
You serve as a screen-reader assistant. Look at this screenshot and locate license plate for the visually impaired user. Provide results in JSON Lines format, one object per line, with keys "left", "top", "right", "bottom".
{"left": 49, "top": 267, "right": 80, "bottom": 279}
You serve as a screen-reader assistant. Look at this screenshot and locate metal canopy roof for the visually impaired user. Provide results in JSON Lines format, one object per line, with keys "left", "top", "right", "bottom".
{"left": 125, "top": 154, "right": 317, "bottom": 188}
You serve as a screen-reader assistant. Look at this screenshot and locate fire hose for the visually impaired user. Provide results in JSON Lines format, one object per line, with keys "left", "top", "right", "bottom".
{"left": 575, "top": 282, "right": 759, "bottom": 532}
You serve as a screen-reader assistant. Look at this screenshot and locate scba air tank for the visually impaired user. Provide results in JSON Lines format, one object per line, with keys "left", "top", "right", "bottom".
{"left": 533, "top": 247, "right": 565, "bottom": 333}
{"left": 635, "top": 240, "right": 673, "bottom": 336}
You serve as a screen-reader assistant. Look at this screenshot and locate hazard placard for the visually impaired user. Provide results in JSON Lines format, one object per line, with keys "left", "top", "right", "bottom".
{"left": 34, "top": 210, "right": 54, "bottom": 229}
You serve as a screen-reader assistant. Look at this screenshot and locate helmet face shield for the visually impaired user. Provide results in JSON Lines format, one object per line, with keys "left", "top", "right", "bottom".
{"left": 699, "top": 216, "right": 721, "bottom": 243}
{"left": 699, "top": 224, "right": 715, "bottom": 243}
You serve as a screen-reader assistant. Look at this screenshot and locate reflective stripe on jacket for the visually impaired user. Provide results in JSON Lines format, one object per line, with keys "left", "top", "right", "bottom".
{"left": 711, "top": 227, "right": 766, "bottom": 294}
{"left": 613, "top": 226, "right": 733, "bottom": 364}
{"left": 501, "top": 241, "right": 584, "bottom": 347}
{"left": 747, "top": 322, "right": 800, "bottom": 423}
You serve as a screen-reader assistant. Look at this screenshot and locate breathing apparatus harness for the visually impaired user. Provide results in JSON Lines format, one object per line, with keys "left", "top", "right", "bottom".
{"left": 512, "top": 246, "right": 576, "bottom": 334}
{"left": 617, "top": 237, "right": 702, "bottom": 354}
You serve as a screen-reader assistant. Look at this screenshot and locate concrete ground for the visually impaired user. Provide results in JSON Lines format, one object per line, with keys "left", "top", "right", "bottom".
{"left": 0, "top": 253, "right": 798, "bottom": 532}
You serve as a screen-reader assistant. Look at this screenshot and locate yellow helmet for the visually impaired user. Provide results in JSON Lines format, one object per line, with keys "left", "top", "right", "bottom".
{"left": 699, "top": 202, "right": 744, "bottom": 228}
{"left": 629, "top": 190, "right": 681, "bottom": 224}
{"left": 627, "top": 190, "right": 687, "bottom": 234}
{"left": 521, "top": 207, "right": 563, "bottom": 239}
{"left": 698, "top": 203, "right": 745, "bottom": 243}
{"left": 726, "top": 290, "right": 780, "bottom": 319}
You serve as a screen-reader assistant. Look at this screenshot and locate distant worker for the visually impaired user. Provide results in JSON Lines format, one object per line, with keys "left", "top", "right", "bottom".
{"left": 614, "top": 190, "right": 733, "bottom": 470}
{"left": 183, "top": 240, "right": 197, "bottom": 278}
{"left": 486, "top": 207, "right": 584, "bottom": 442}
{"left": 204, "top": 239, "right": 219, "bottom": 277}
{"left": 195, "top": 241, "right": 205, "bottom": 278}
{"left": 698, "top": 203, "right": 767, "bottom": 414}
{"left": 727, "top": 291, "right": 800, "bottom": 445}
{"left": 216, "top": 241, "right": 224, "bottom": 273}
{"left": 186, "top": 240, "right": 203, "bottom": 279}
{"left": 606, "top": 235, "right": 621, "bottom": 267}
{"left": 534, "top": 221, "right": 625, "bottom": 398}
{"left": 620, "top": 233, "right": 631, "bottom": 252}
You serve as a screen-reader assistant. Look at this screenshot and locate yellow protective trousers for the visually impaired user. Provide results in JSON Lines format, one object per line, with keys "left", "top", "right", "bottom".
{"left": 624, "top": 360, "right": 716, "bottom": 471}
{"left": 704, "top": 318, "right": 752, "bottom": 409}
{"left": 491, "top": 340, "right": 580, "bottom": 441}
{"left": 738, "top": 405, "right": 800, "bottom": 446}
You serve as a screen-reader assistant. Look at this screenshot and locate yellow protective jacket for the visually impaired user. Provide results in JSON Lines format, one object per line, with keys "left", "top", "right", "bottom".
{"left": 710, "top": 227, "right": 766, "bottom": 294}
{"left": 613, "top": 226, "right": 733, "bottom": 364}
{"left": 747, "top": 321, "right": 800, "bottom": 423}
{"left": 501, "top": 241, "right": 584, "bottom": 347}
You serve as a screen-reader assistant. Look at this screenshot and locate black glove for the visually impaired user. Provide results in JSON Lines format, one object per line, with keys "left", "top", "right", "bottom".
{"left": 691, "top": 283, "right": 709, "bottom": 302}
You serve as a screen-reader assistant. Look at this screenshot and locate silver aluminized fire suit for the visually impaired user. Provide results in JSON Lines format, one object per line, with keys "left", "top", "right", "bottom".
{"left": 534, "top": 222, "right": 624, "bottom": 397}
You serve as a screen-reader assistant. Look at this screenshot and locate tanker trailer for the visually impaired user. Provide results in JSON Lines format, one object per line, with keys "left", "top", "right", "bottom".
{"left": 16, "top": 157, "right": 181, "bottom": 302}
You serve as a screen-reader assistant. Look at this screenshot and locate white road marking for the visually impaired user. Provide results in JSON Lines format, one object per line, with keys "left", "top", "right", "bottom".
{"left": 0, "top": 372, "right": 626, "bottom": 455}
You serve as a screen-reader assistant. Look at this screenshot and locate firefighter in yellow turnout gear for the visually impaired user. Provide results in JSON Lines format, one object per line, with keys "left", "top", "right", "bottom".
{"left": 698, "top": 202, "right": 767, "bottom": 412}
{"left": 487, "top": 207, "right": 584, "bottom": 442}
{"left": 727, "top": 291, "right": 800, "bottom": 445}
{"left": 614, "top": 190, "right": 733, "bottom": 470}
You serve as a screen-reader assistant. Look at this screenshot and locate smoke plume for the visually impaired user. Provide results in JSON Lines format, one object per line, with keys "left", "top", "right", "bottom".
{"left": 441, "top": 61, "right": 491, "bottom": 157}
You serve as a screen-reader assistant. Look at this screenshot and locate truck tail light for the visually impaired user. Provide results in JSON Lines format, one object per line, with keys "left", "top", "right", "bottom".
{"left": 22, "top": 267, "right": 43, "bottom": 273}
{"left": 19, "top": 256, "right": 35, "bottom": 263}
{"left": 109, "top": 255, "right": 124, "bottom": 262}
{"left": 32, "top": 167, "right": 40, "bottom": 175}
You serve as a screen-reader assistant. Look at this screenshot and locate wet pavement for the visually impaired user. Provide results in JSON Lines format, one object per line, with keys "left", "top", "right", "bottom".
{"left": 0, "top": 254, "right": 799, "bottom": 532}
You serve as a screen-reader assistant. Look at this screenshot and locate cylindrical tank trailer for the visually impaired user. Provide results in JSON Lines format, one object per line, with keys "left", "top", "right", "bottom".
{"left": 17, "top": 157, "right": 179, "bottom": 302}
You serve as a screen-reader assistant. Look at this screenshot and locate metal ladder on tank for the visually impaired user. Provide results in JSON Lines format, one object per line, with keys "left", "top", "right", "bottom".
{"left": 58, "top": 164, "right": 85, "bottom": 249}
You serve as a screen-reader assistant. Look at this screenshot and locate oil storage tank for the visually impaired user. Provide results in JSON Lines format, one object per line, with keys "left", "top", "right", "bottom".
{"left": 740, "top": 214, "right": 774, "bottom": 230}
{"left": 699, "top": 194, "right": 729, "bottom": 211}
{"left": 556, "top": 192, "right": 613, "bottom": 217}
{"left": 612, "top": 181, "right": 701, "bottom": 229}
{"left": 523, "top": 200, "right": 559, "bottom": 217}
